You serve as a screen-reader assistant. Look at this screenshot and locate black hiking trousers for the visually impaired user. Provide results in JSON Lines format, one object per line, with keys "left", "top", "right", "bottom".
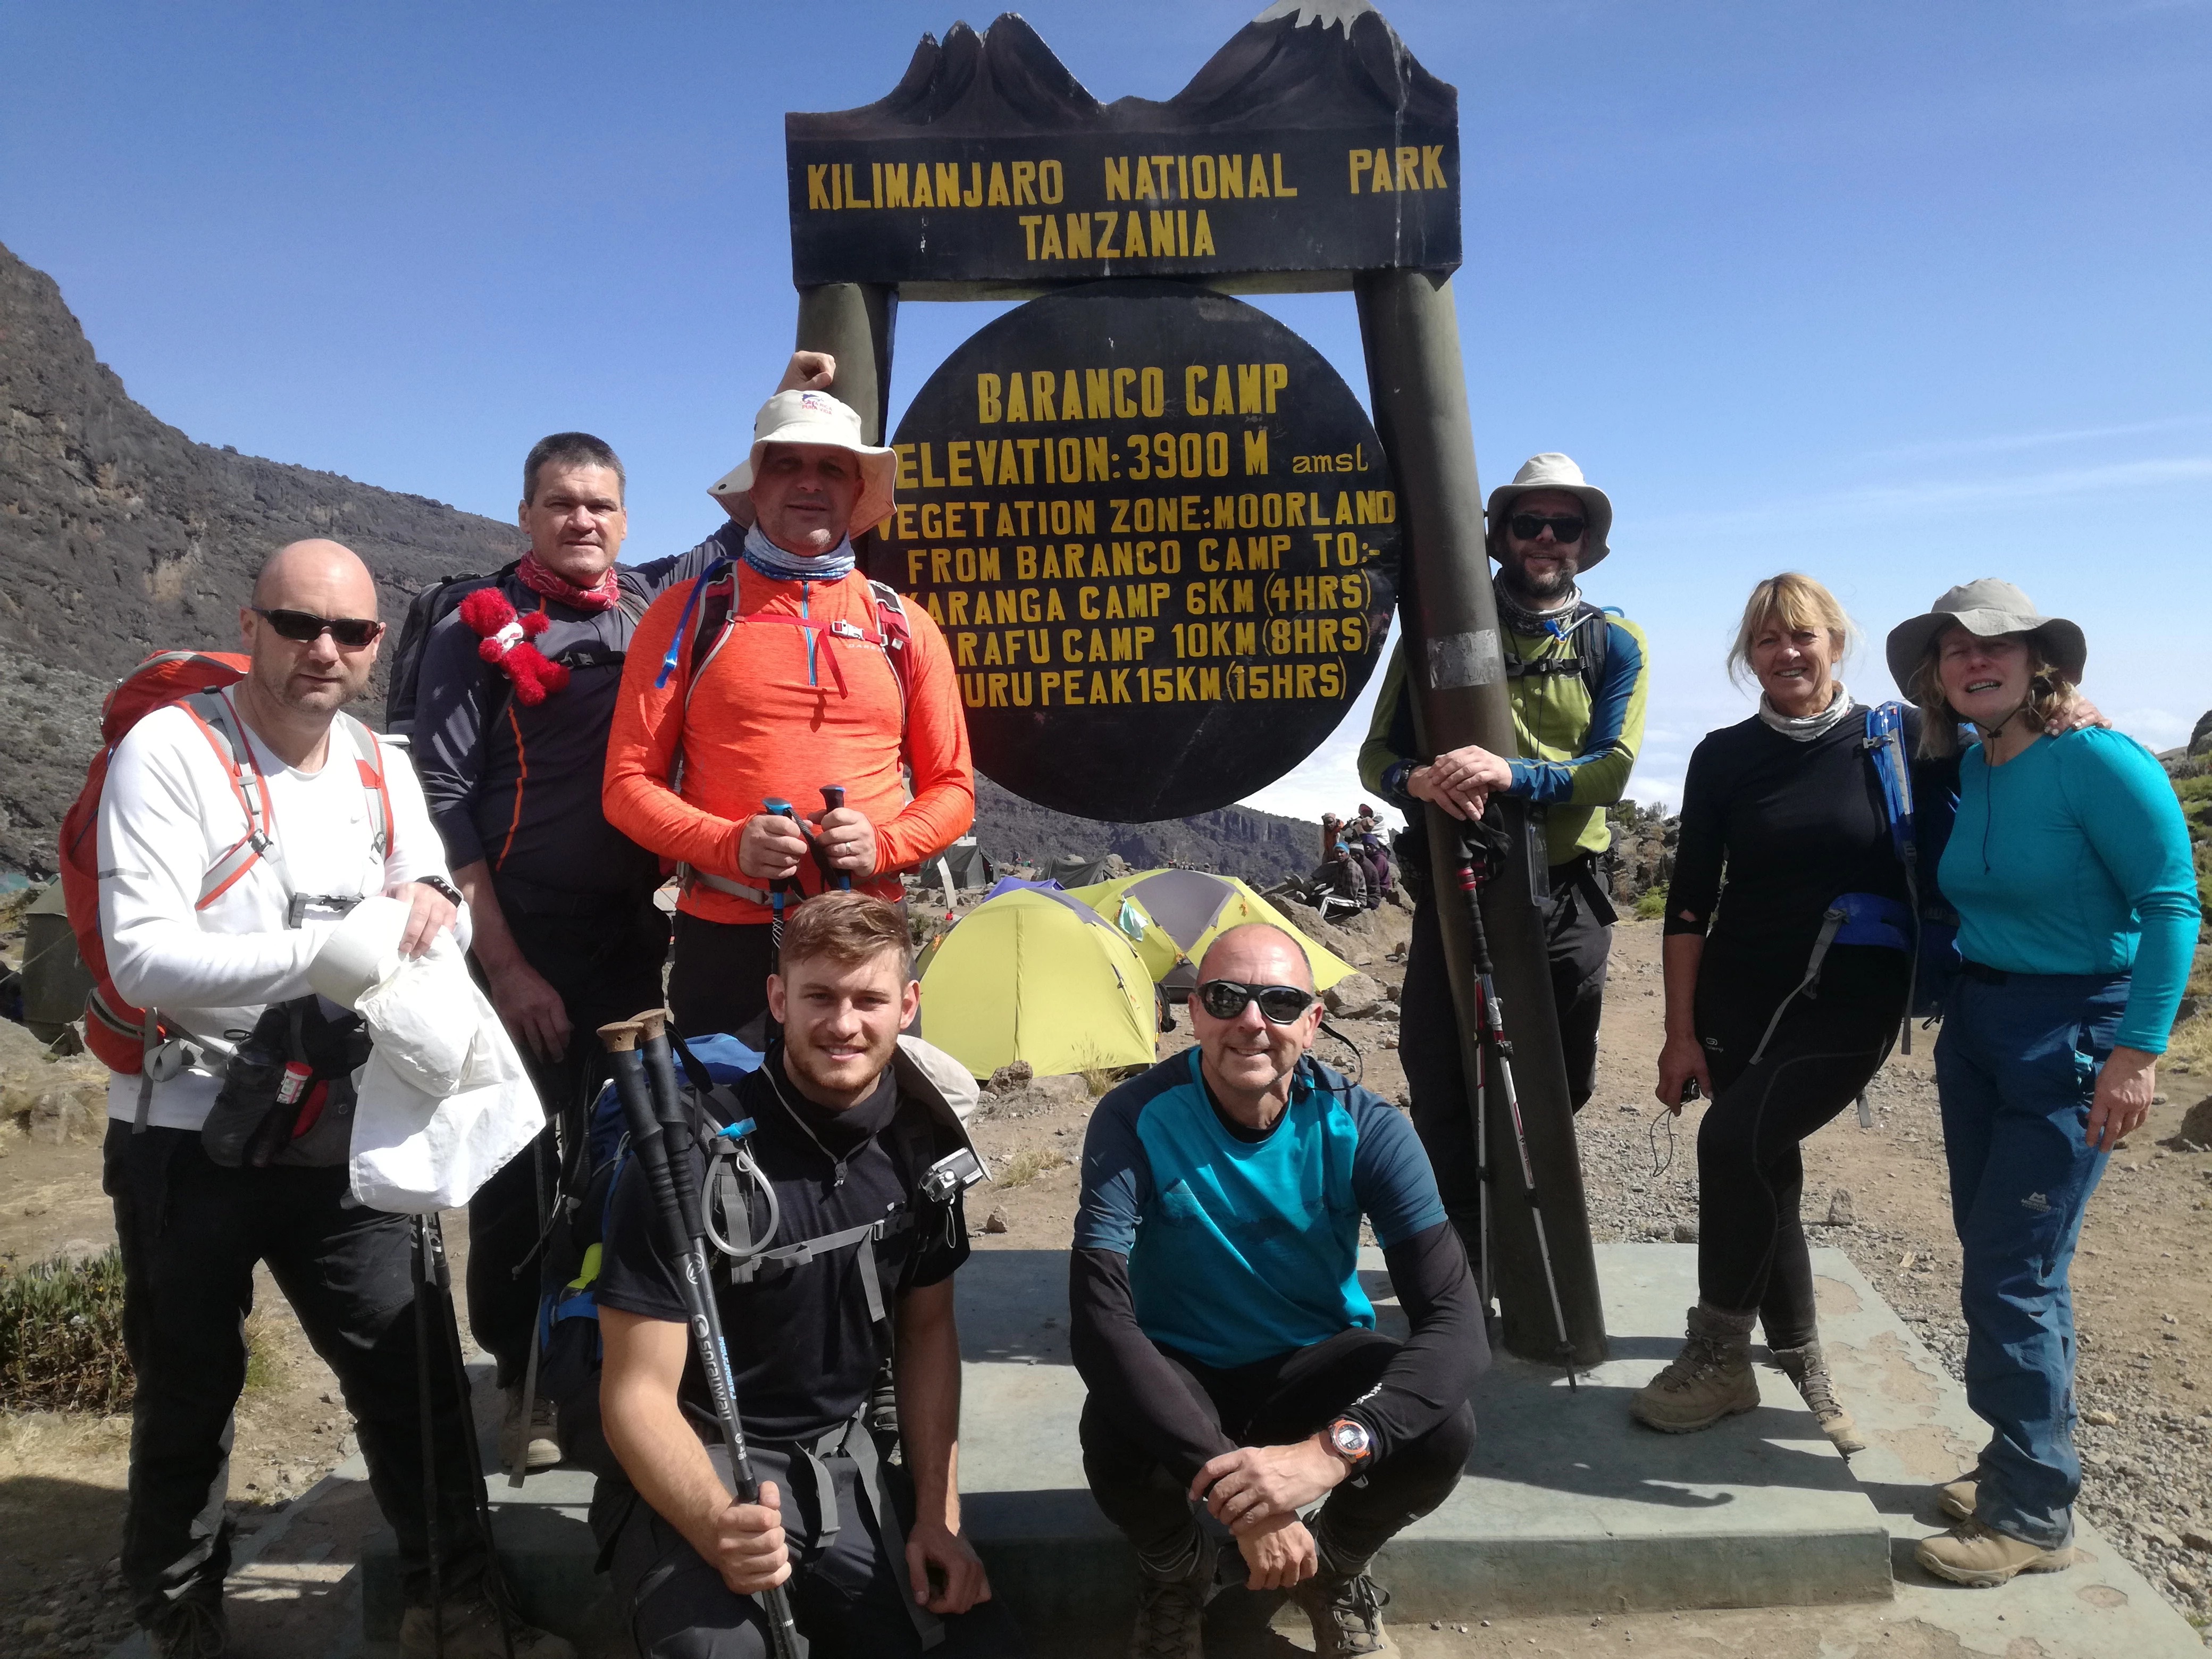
{"left": 1694, "top": 979, "right": 1899, "bottom": 1349}
{"left": 1400, "top": 854, "right": 1613, "bottom": 1277}
{"left": 466, "top": 886, "right": 668, "bottom": 1389}
{"left": 1081, "top": 1328, "right": 1474, "bottom": 1579}
{"left": 103, "top": 1123, "right": 485, "bottom": 1627}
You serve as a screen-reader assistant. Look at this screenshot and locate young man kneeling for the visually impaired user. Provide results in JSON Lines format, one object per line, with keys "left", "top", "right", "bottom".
{"left": 592, "top": 892, "right": 1025, "bottom": 1657}
{"left": 1073, "top": 924, "right": 1485, "bottom": 1658}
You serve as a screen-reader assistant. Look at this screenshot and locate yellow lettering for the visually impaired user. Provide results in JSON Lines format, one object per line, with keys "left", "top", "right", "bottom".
{"left": 1219, "top": 154, "right": 1244, "bottom": 198}
{"left": 883, "top": 163, "right": 910, "bottom": 209}
{"left": 1395, "top": 147, "right": 1421, "bottom": 191}
{"left": 1011, "top": 160, "right": 1037, "bottom": 205}
{"left": 1094, "top": 211, "right": 1119, "bottom": 258}
{"left": 976, "top": 374, "right": 1002, "bottom": 424}
{"left": 1018, "top": 215, "right": 1042, "bottom": 259}
{"left": 1135, "top": 159, "right": 1157, "bottom": 200}
{"left": 1184, "top": 365, "right": 1209, "bottom": 417}
{"left": 1006, "top": 373, "right": 1030, "bottom": 423}
{"left": 1422, "top": 144, "right": 1447, "bottom": 189}
{"left": 1347, "top": 149, "right": 1369, "bottom": 194}
{"left": 1265, "top": 363, "right": 1288, "bottom": 413}
{"left": 962, "top": 163, "right": 983, "bottom": 207}
{"left": 1370, "top": 148, "right": 1394, "bottom": 192}
{"left": 1122, "top": 211, "right": 1146, "bottom": 257}
{"left": 1065, "top": 212, "right": 1092, "bottom": 259}
{"left": 807, "top": 165, "right": 832, "bottom": 211}
{"left": 987, "top": 162, "right": 1011, "bottom": 207}
{"left": 910, "top": 162, "right": 935, "bottom": 209}
{"left": 1040, "top": 215, "right": 1063, "bottom": 259}
{"left": 935, "top": 162, "right": 961, "bottom": 206}
{"left": 1105, "top": 156, "right": 1130, "bottom": 200}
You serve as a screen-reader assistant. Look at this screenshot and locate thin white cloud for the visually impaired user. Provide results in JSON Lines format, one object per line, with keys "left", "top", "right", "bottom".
{"left": 1859, "top": 414, "right": 2211, "bottom": 464}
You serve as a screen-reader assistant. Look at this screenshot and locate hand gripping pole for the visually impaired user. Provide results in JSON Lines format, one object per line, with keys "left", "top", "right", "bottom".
{"left": 599, "top": 1011, "right": 805, "bottom": 1659}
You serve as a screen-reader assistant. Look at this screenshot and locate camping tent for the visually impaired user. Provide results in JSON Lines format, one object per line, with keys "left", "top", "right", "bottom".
{"left": 932, "top": 836, "right": 994, "bottom": 892}
{"left": 917, "top": 885, "right": 1158, "bottom": 1080}
{"left": 1047, "top": 852, "right": 1115, "bottom": 889}
{"left": 1065, "top": 869, "right": 1358, "bottom": 998}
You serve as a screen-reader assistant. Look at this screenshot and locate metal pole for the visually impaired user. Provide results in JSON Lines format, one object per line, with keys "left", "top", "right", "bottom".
{"left": 1353, "top": 268, "right": 1607, "bottom": 1369}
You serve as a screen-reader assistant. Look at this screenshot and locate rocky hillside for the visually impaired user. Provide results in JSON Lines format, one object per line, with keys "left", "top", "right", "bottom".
{"left": 969, "top": 776, "right": 1320, "bottom": 888}
{"left": 0, "top": 239, "right": 524, "bottom": 876}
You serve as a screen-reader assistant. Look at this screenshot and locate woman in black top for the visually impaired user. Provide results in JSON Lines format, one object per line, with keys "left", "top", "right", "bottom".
{"left": 1628, "top": 574, "right": 1916, "bottom": 1453}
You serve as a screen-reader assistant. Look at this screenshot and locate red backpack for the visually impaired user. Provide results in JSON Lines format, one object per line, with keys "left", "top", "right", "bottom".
{"left": 58, "top": 651, "right": 395, "bottom": 1075}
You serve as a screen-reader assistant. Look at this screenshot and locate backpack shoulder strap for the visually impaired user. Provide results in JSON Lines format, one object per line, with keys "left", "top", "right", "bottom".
{"left": 1574, "top": 606, "right": 1615, "bottom": 701}
{"left": 1863, "top": 701, "right": 1918, "bottom": 868}
{"left": 336, "top": 713, "right": 395, "bottom": 862}
{"left": 180, "top": 690, "right": 279, "bottom": 909}
{"left": 869, "top": 579, "right": 916, "bottom": 736}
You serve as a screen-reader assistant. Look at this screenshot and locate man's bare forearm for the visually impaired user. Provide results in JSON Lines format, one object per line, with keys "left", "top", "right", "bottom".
{"left": 894, "top": 1281, "right": 965, "bottom": 1529}
{"left": 602, "top": 1367, "right": 736, "bottom": 1560}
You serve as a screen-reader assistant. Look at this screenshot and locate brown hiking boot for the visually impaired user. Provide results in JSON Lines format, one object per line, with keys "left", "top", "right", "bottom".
{"left": 1128, "top": 1527, "right": 1218, "bottom": 1659}
{"left": 1769, "top": 1339, "right": 1867, "bottom": 1455}
{"left": 1915, "top": 1519, "right": 2072, "bottom": 1586}
{"left": 1630, "top": 1304, "right": 1758, "bottom": 1433}
{"left": 1937, "top": 1468, "right": 1979, "bottom": 1521}
{"left": 1292, "top": 1569, "right": 1397, "bottom": 1657}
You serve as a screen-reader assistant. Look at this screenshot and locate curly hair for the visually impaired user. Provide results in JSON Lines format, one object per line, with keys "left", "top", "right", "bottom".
{"left": 1907, "top": 628, "right": 2076, "bottom": 759}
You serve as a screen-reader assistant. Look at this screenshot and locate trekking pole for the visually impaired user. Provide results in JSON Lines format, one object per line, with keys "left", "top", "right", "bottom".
{"left": 599, "top": 1011, "right": 805, "bottom": 1659}
{"left": 412, "top": 1217, "right": 448, "bottom": 1659}
{"left": 816, "top": 786, "right": 852, "bottom": 892}
{"left": 762, "top": 799, "right": 801, "bottom": 967}
{"left": 1454, "top": 816, "right": 1579, "bottom": 1389}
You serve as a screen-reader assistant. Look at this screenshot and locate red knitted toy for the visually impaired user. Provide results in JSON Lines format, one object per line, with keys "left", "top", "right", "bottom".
{"left": 458, "top": 588, "right": 569, "bottom": 705}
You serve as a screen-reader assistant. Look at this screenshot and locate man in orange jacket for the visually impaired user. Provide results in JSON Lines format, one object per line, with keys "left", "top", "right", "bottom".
{"left": 604, "top": 382, "right": 974, "bottom": 1045}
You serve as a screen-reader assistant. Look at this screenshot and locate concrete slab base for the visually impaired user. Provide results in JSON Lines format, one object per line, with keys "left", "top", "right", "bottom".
{"left": 954, "top": 1243, "right": 1893, "bottom": 1625}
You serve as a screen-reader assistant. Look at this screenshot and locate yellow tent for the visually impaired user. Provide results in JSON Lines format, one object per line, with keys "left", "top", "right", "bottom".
{"left": 1063, "top": 869, "right": 1359, "bottom": 993}
{"left": 917, "top": 886, "right": 1158, "bottom": 1080}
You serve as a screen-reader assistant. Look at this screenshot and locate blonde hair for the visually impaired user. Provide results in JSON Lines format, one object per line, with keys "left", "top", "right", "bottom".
{"left": 1907, "top": 627, "right": 2077, "bottom": 758}
{"left": 1727, "top": 573, "right": 1854, "bottom": 686}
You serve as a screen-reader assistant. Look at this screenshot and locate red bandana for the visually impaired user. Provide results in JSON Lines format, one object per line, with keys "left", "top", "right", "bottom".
{"left": 516, "top": 553, "right": 619, "bottom": 612}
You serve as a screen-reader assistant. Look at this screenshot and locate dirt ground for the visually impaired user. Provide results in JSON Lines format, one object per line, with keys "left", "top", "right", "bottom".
{"left": 4, "top": 909, "right": 2210, "bottom": 1655}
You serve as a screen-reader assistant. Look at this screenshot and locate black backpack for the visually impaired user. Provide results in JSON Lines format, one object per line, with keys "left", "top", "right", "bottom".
{"left": 381, "top": 562, "right": 520, "bottom": 736}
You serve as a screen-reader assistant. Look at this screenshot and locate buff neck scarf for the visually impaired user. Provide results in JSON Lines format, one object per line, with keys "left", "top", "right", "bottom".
{"left": 515, "top": 552, "right": 619, "bottom": 612}
{"left": 741, "top": 523, "right": 857, "bottom": 584}
{"left": 1758, "top": 680, "right": 1854, "bottom": 741}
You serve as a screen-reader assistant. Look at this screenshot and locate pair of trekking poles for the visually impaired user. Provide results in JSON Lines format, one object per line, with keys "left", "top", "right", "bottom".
{"left": 598, "top": 1008, "right": 807, "bottom": 1659}
{"left": 1450, "top": 809, "right": 1579, "bottom": 1389}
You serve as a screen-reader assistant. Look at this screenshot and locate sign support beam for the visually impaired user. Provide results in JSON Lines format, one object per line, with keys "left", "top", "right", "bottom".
{"left": 795, "top": 282, "right": 899, "bottom": 444}
{"left": 1354, "top": 267, "right": 1607, "bottom": 1369}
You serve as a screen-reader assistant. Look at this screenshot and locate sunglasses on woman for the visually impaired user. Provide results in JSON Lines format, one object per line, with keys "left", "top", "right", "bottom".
{"left": 254, "top": 608, "right": 386, "bottom": 649}
{"left": 1195, "top": 979, "right": 1318, "bottom": 1024}
{"left": 1508, "top": 513, "right": 1585, "bottom": 543}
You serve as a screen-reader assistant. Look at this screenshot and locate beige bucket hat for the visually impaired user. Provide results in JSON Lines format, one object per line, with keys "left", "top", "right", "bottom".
{"left": 1884, "top": 578, "right": 2088, "bottom": 694}
{"left": 707, "top": 389, "right": 898, "bottom": 534}
{"left": 1485, "top": 453, "right": 1614, "bottom": 568}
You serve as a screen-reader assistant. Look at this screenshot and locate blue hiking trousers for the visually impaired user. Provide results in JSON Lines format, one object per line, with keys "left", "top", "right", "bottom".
{"left": 1934, "top": 967, "right": 2126, "bottom": 1550}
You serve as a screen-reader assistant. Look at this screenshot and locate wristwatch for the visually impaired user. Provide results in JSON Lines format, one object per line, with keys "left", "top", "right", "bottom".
{"left": 414, "top": 874, "right": 463, "bottom": 906}
{"left": 1325, "top": 1416, "right": 1373, "bottom": 1467}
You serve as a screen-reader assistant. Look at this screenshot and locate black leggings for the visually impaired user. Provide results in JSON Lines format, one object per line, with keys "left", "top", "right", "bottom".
{"left": 1694, "top": 986, "right": 1898, "bottom": 1349}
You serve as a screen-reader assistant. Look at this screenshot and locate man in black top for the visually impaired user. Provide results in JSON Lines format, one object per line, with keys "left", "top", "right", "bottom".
{"left": 593, "top": 893, "right": 1024, "bottom": 1659}
{"left": 414, "top": 430, "right": 720, "bottom": 1470}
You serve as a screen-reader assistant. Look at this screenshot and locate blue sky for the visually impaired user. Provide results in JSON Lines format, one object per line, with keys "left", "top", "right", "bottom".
{"left": 3, "top": 0, "right": 2207, "bottom": 825}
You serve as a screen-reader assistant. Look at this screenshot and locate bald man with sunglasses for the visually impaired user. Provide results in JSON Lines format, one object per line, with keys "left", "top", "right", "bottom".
{"left": 1071, "top": 924, "right": 1482, "bottom": 1659}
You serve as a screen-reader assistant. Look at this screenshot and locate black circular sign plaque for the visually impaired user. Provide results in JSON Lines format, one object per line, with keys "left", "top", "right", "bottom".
{"left": 877, "top": 281, "right": 1401, "bottom": 822}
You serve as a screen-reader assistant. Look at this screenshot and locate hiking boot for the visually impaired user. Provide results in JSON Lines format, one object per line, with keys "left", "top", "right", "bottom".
{"left": 1128, "top": 1527, "right": 1218, "bottom": 1659}
{"left": 1936, "top": 1468, "right": 1979, "bottom": 1521}
{"left": 1915, "top": 1519, "right": 2072, "bottom": 1587}
{"left": 1292, "top": 1569, "right": 1397, "bottom": 1657}
{"left": 400, "top": 1591, "right": 576, "bottom": 1658}
{"left": 1769, "top": 1339, "right": 1867, "bottom": 1455}
{"left": 499, "top": 1385, "right": 559, "bottom": 1475}
{"left": 149, "top": 1598, "right": 228, "bottom": 1659}
{"left": 1629, "top": 1304, "right": 1758, "bottom": 1434}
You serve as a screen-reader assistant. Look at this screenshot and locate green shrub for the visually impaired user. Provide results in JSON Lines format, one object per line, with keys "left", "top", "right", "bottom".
{"left": 1633, "top": 888, "right": 1668, "bottom": 920}
{"left": 0, "top": 1248, "right": 132, "bottom": 1414}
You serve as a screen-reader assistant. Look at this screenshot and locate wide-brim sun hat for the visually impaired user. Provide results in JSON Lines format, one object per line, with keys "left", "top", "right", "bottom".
{"left": 1485, "top": 452, "right": 1613, "bottom": 568}
{"left": 1884, "top": 578, "right": 2088, "bottom": 694}
{"left": 707, "top": 389, "right": 898, "bottom": 535}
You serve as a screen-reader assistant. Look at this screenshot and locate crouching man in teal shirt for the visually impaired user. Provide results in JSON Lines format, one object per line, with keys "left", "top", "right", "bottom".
{"left": 1071, "top": 925, "right": 1482, "bottom": 1659}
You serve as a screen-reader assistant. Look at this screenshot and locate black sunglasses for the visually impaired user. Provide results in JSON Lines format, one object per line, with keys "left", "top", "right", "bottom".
{"left": 1196, "top": 979, "right": 1317, "bottom": 1025}
{"left": 1508, "top": 513, "right": 1585, "bottom": 543}
{"left": 254, "top": 608, "right": 385, "bottom": 649}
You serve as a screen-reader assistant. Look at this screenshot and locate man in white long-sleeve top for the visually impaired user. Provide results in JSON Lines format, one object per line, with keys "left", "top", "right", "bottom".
{"left": 97, "top": 539, "right": 569, "bottom": 1659}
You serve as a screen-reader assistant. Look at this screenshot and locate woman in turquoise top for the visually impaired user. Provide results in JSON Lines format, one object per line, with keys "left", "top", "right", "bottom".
{"left": 1886, "top": 580, "right": 2199, "bottom": 1588}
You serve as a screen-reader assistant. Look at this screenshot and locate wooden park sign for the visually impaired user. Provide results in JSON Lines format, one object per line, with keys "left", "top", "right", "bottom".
{"left": 785, "top": 1, "right": 1610, "bottom": 1369}
{"left": 785, "top": 5, "right": 1459, "bottom": 295}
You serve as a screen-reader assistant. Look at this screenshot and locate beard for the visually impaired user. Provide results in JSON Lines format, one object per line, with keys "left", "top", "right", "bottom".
{"left": 1502, "top": 555, "right": 1578, "bottom": 607}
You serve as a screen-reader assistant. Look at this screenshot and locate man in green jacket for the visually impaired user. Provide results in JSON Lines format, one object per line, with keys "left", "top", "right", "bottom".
{"left": 1358, "top": 453, "right": 1650, "bottom": 1278}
